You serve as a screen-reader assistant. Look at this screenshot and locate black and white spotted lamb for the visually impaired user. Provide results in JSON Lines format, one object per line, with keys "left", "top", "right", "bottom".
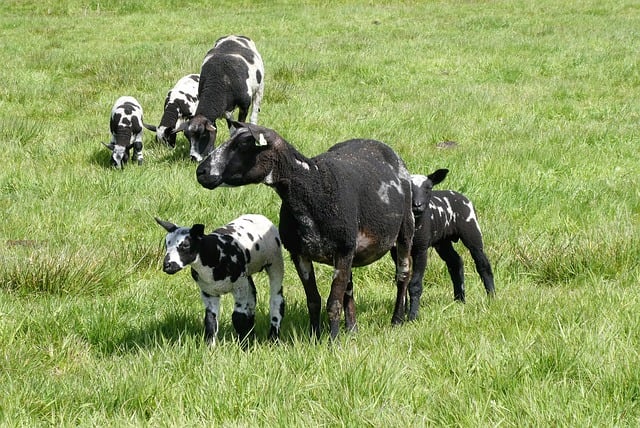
{"left": 195, "top": 122, "right": 415, "bottom": 340}
{"left": 144, "top": 73, "right": 200, "bottom": 148}
{"left": 175, "top": 35, "right": 264, "bottom": 161}
{"left": 102, "top": 96, "right": 145, "bottom": 168}
{"left": 396, "top": 168, "right": 495, "bottom": 320}
{"left": 155, "top": 214, "right": 285, "bottom": 344}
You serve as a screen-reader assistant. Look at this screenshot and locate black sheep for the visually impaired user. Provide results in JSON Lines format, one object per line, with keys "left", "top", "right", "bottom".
{"left": 195, "top": 122, "right": 415, "bottom": 340}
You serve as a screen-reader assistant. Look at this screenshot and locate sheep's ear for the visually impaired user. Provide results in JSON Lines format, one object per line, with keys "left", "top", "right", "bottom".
{"left": 190, "top": 224, "right": 205, "bottom": 238}
{"left": 428, "top": 169, "right": 449, "bottom": 186}
{"left": 205, "top": 120, "right": 216, "bottom": 132}
{"left": 102, "top": 142, "right": 115, "bottom": 151}
{"left": 155, "top": 217, "right": 177, "bottom": 232}
{"left": 245, "top": 124, "right": 271, "bottom": 147}
{"left": 143, "top": 122, "right": 157, "bottom": 132}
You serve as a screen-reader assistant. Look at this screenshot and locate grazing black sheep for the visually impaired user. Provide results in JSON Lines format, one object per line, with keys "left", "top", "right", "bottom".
{"left": 195, "top": 122, "right": 415, "bottom": 340}
{"left": 395, "top": 168, "right": 495, "bottom": 320}
{"left": 175, "top": 35, "right": 264, "bottom": 161}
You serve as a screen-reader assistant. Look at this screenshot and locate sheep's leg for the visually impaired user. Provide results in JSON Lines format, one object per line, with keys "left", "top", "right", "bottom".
{"left": 231, "top": 277, "right": 257, "bottom": 343}
{"left": 292, "top": 254, "right": 322, "bottom": 340}
{"left": 434, "top": 241, "right": 466, "bottom": 302}
{"left": 327, "top": 257, "right": 354, "bottom": 339}
{"left": 343, "top": 273, "right": 357, "bottom": 333}
{"left": 236, "top": 106, "right": 249, "bottom": 123}
{"left": 407, "top": 248, "right": 428, "bottom": 321}
{"left": 266, "top": 259, "right": 286, "bottom": 340}
{"left": 200, "top": 291, "right": 221, "bottom": 345}
{"left": 392, "top": 214, "right": 413, "bottom": 325}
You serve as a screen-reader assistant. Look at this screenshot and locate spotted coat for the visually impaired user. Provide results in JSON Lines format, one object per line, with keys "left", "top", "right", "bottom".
{"left": 195, "top": 122, "right": 415, "bottom": 340}
{"left": 156, "top": 214, "right": 285, "bottom": 344}
{"left": 102, "top": 96, "right": 145, "bottom": 168}
{"left": 176, "top": 35, "right": 265, "bottom": 161}
{"left": 144, "top": 74, "right": 200, "bottom": 148}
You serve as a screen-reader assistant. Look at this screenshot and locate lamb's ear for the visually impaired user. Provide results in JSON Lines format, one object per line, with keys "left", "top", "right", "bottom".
{"left": 143, "top": 122, "right": 157, "bottom": 132}
{"left": 190, "top": 224, "right": 205, "bottom": 238}
{"left": 172, "top": 122, "right": 188, "bottom": 134}
{"left": 102, "top": 142, "right": 115, "bottom": 151}
{"left": 155, "top": 217, "right": 177, "bottom": 232}
{"left": 428, "top": 169, "right": 449, "bottom": 186}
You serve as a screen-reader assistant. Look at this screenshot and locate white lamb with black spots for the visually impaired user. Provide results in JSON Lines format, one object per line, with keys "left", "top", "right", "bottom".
{"left": 174, "top": 35, "right": 265, "bottom": 161}
{"left": 102, "top": 96, "right": 145, "bottom": 168}
{"left": 155, "top": 214, "right": 285, "bottom": 344}
{"left": 144, "top": 73, "right": 200, "bottom": 148}
{"left": 393, "top": 168, "right": 495, "bottom": 320}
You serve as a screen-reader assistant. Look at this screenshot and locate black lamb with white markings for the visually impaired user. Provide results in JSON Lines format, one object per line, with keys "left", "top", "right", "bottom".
{"left": 155, "top": 214, "right": 285, "bottom": 344}
{"left": 175, "top": 35, "right": 264, "bottom": 162}
{"left": 144, "top": 73, "right": 199, "bottom": 148}
{"left": 395, "top": 168, "right": 495, "bottom": 319}
{"left": 195, "top": 122, "right": 415, "bottom": 340}
{"left": 102, "top": 96, "right": 145, "bottom": 168}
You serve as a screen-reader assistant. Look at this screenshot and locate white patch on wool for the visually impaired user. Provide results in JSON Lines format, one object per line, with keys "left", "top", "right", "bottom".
{"left": 377, "top": 178, "right": 403, "bottom": 204}
{"left": 295, "top": 159, "right": 310, "bottom": 170}
{"left": 356, "top": 231, "right": 373, "bottom": 253}
{"left": 264, "top": 169, "right": 275, "bottom": 184}
{"left": 463, "top": 200, "right": 481, "bottom": 231}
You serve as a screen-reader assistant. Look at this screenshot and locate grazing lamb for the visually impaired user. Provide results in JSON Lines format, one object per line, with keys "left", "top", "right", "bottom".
{"left": 102, "top": 96, "right": 145, "bottom": 168}
{"left": 195, "top": 122, "right": 415, "bottom": 340}
{"left": 143, "top": 73, "right": 200, "bottom": 148}
{"left": 395, "top": 168, "right": 495, "bottom": 320}
{"left": 174, "top": 35, "right": 264, "bottom": 162}
{"left": 155, "top": 214, "right": 285, "bottom": 344}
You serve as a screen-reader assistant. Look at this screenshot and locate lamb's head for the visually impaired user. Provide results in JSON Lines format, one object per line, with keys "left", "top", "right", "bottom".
{"left": 196, "top": 121, "right": 282, "bottom": 190}
{"left": 175, "top": 115, "right": 216, "bottom": 162}
{"left": 102, "top": 142, "right": 134, "bottom": 169}
{"left": 143, "top": 123, "right": 177, "bottom": 148}
{"left": 411, "top": 169, "right": 449, "bottom": 217}
{"left": 155, "top": 217, "right": 205, "bottom": 274}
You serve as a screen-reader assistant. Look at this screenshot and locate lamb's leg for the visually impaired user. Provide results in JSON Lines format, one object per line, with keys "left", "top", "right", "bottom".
{"left": 292, "top": 254, "right": 322, "bottom": 340}
{"left": 231, "top": 277, "right": 257, "bottom": 343}
{"left": 468, "top": 247, "right": 495, "bottom": 297}
{"left": 236, "top": 106, "right": 249, "bottom": 123}
{"left": 343, "top": 273, "right": 357, "bottom": 333}
{"left": 133, "top": 139, "right": 143, "bottom": 165}
{"left": 434, "top": 241, "right": 465, "bottom": 302}
{"left": 266, "top": 258, "right": 286, "bottom": 340}
{"left": 327, "top": 256, "right": 354, "bottom": 339}
{"left": 407, "top": 248, "right": 428, "bottom": 321}
{"left": 200, "top": 291, "right": 221, "bottom": 345}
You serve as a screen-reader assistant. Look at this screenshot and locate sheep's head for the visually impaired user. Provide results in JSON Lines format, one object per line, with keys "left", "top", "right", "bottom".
{"left": 102, "top": 142, "right": 133, "bottom": 169}
{"left": 155, "top": 217, "right": 204, "bottom": 274}
{"left": 411, "top": 169, "right": 448, "bottom": 217}
{"left": 176, "top": 115, "right": 216, "bottom": 162}
{"left": 196, "top": 121, "right": 280, "bottom": 190}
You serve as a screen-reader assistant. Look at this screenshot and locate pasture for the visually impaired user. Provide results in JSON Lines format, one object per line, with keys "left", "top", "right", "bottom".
{"left": 1, "top": 0, "right": 639, "bottom": 425}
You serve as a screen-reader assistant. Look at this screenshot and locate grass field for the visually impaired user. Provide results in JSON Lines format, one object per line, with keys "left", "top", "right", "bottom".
{"left": 1, "top": 0, "right": 639, "bottom": 425}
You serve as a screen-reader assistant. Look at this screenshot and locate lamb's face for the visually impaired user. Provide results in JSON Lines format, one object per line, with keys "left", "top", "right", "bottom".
{"left": 161, "top": 227, "right": 198, "bottom": 274}
{"left": 156, "top": 125, "right": 177, "bottom": 148}
{"left": 411, "top": 169, "right": 449, "bottom": 218}
{"left": 103, "top": 142, "right": 131, "bottom": 169}
{"left": 411, "top": 175, "right": 433, "bottom": 218}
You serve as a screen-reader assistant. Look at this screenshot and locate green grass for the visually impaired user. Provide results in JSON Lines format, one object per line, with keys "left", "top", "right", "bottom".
{"left": 1, "top": 0, "right": 640, "bottom": 425}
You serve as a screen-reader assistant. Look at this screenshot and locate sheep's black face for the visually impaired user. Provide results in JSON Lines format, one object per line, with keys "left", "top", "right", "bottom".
{"left": 196, "top": 126, "right": 270, "bottom": 189}
{"left": 411, "top": 169, "right": 449, "bottom": 217}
